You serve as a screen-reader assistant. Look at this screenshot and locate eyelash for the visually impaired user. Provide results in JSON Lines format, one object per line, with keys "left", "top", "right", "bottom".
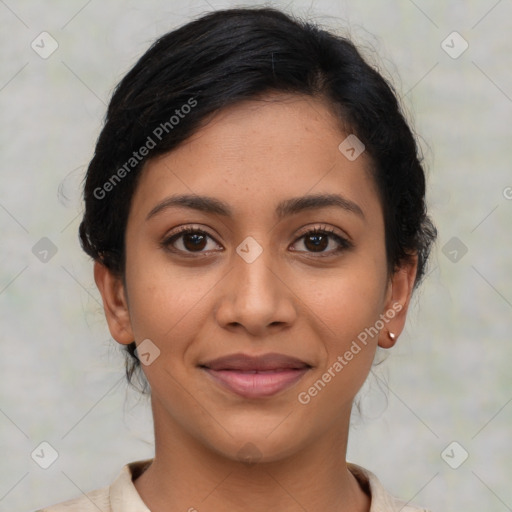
{"left": 161, "top": 225, "right": 352, "bottom": 258}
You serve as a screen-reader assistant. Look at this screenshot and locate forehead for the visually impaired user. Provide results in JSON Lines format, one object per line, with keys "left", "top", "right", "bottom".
{"left": 129, "top": 93, "right": 381, "bottom": 226}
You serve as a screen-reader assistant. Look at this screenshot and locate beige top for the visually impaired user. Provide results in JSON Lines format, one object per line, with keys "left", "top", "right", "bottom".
{"left": 36, "top": 459, "right": 431, "bottom": 511}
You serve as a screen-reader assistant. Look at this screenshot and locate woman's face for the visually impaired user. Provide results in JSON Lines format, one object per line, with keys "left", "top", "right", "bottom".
{"left": 97, "top": 93, "right": 416, "bottom": 462}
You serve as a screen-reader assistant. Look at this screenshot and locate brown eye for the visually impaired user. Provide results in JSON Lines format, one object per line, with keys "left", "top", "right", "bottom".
{"left": 303, "top": 232, "right": 330, "bottom": 252}
{"left": 162, "top": 228, "right": 222, "bottom": 254}
{"left": 291, "top": 227, "right": 352, "bottom": 256}
{"left": 182, "top": 232, "right": 207, "bottom": 251}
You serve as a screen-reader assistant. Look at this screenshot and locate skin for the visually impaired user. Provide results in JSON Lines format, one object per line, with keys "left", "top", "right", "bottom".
{"left": 95, "top": 93, "right": 418, "bottom": 512}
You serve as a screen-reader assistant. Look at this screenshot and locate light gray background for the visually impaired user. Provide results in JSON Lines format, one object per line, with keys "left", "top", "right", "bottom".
{"left": 1, "top": 1, "right": 511, "bottom": 511}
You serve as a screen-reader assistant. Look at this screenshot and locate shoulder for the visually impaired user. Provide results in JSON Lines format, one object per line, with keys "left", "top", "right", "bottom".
{"left": 34, "top": 459, "right": 153, "bottom": 512}
{"left": 347, "top": 462, "right": 432, "bottom": 512}
{"left": 35, "top": 486, "right": 111, "bottom": 512}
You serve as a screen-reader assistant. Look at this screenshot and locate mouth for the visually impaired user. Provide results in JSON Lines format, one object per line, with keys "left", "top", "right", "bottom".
{"left": 199, "top": 352, "right": 312, "bottom": 399}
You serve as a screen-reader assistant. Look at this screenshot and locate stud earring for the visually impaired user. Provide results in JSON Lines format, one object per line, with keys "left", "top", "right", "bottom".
{"left": 387, "top": 330, "right": 396, "bottom": 341}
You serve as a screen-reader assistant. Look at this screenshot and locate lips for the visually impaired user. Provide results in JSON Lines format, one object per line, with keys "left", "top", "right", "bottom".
{"left": 201, "top": 352, "right": 311, "bottom": 371}
{"left": 199, "top": 352, "right": 312, "bottom": 398}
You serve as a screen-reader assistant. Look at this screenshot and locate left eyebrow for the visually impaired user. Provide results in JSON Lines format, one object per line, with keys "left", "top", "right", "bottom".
{"left": 275, "top": 193, "right": 365, "bottom": 220}
{"left": 146, "top": 193, "right": 365, "bottom": 221}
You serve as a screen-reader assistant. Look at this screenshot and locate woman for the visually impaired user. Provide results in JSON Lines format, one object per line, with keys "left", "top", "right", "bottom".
{"left": 38, "top": 6, "right": 436, "bottom": 511}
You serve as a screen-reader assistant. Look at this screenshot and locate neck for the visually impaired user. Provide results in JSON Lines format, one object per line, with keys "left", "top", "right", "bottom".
{"left": 134, "top": 399, "right": 370, "bottom": 512}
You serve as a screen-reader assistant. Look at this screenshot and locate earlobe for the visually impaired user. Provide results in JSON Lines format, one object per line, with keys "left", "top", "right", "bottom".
{"left": 93, "top": 261, "right": 134, "bottom": 345}
{"left": 378, "top": 255, "right": 418, "bottom": 349}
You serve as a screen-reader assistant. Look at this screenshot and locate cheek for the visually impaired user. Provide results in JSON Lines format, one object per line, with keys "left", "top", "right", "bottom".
{"left": 297, "top": 260, "right": 387, "bottom": 377}
{"left": 294, "top": 275, "right": 385, "bottom": 413}
{"left": 303, "top": 262, "right": 386, "bottom": 331}
{"left": 124, "top": 249, "right": 219, "bottom": 357}
{"left": 123, "top": 267, "right": 206, "bottom": 397}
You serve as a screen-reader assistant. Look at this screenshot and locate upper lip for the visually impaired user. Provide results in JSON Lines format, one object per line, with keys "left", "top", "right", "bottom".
{"left": 200, "top": 352, "right": 311, "bottom": 371}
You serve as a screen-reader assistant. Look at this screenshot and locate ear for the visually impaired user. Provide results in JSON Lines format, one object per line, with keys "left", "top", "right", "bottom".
{"left": 93, "top": 261, "right": 134, "bottom": 345}
{"left": 378, "top": 254, "right": 418, "bottom": 349}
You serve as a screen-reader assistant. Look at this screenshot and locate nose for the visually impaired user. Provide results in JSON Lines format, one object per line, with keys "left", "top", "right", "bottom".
{"left": 215, "top": 240, "right": 298, "bottom": 337}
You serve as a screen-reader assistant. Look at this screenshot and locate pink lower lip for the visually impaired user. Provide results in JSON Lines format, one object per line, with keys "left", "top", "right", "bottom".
{"left": 202, "top": 367, "right": 310, "bottom": 398}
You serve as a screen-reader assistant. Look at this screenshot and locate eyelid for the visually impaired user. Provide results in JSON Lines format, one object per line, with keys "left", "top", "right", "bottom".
{"left": 166, "top": 224, "right": 217, "bottom": 239}
{"left": 294, "top": 223, "right": 351, "bottom": 243}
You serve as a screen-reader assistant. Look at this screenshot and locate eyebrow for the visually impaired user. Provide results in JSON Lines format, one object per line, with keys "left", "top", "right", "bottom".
{"left": 146, "top": 193, "right": 365, "bottom": 221}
